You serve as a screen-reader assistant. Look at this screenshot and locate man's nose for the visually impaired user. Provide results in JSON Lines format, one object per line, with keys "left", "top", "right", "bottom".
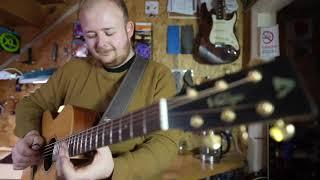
{"left": 96, "top": 33, "right": 109, "bottom": 48}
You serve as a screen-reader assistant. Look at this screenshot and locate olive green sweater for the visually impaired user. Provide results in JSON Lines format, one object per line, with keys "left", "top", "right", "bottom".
{"left": 15, "top": 58, "right": 184, "bottom": 180}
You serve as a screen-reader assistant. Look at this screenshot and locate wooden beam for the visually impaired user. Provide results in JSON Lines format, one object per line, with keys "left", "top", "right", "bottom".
{"left": 0, "top": 0, "right": 45, "bottom": 27}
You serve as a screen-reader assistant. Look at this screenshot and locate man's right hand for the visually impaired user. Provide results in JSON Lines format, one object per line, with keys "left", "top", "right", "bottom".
{"left": 12, "top": 130, "right": 44, "bottom": 170}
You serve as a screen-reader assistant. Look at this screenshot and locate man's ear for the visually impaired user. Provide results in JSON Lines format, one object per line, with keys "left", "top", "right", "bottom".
{"left": 126, "top": 21, "right": 134, "bottom": 39}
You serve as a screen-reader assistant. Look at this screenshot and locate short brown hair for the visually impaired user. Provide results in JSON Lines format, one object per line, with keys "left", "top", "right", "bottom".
{"left": 79, "top": 0, "right": 129, "bottom": 22}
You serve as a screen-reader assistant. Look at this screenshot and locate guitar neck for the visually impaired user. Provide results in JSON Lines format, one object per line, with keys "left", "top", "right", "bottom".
{"left": 43, "top": 59, "right": 316, "bottom": 160}
{"left": 216, "top": 0, "right": 225, "bottom": 19}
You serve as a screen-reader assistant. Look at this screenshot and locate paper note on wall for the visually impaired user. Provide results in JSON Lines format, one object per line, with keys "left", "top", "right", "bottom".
{"left": 260, "top": 25, "right": 280, "bottom": 61}
{"left": 167, "top": 0, "right": 196, "bottom": 15}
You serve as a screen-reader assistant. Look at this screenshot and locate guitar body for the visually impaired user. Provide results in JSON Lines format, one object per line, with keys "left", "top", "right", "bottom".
{"left": 197, "top": 1, "right": 240, "bottom": 64}
{"left": 209, "top": 13, "right": 239, "bottom": 52}
{"left": 22, "top": 105, "right": 97, "bottom": 180}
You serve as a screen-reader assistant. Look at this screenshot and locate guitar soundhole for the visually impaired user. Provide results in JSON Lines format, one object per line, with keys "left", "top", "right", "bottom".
{"left": 43, "top": 138, "right": 56, "bottom": 171}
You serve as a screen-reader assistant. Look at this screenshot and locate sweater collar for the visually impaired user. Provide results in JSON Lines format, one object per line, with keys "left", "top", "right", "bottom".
{"left": 104, "top": 55, "right": 136, "bottom": 73}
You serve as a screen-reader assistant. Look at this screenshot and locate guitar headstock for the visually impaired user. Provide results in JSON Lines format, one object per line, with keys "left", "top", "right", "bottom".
{"left": 167, "top": 59, "right": 317, "bottom": 132}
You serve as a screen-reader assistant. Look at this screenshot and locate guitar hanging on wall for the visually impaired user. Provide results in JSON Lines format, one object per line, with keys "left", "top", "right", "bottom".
{"left": 197, "top": 0, "right": 240, "bottom": 64}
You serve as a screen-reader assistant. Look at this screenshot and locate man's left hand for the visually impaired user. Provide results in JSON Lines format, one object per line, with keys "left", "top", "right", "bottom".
{"left": 56, "top": 142, "right": 114, "bottom": 180}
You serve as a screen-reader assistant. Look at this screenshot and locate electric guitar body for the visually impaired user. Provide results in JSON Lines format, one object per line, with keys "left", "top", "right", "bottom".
{"left": 198, "top": 0, "right": 240, "bottom": 64}
{"left": 21, "top": 106, "right": 97, "bottom": 180}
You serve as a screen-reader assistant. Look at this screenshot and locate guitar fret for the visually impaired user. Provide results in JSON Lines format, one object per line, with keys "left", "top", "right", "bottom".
{"left": 74, "top": 137, "right": 77, "bottom": 156}
{"left": 110, "top": 120, "right": 113, "bottom": 144}
{"left": 119, "top": 118, "right": 122, "bottom": 141}
{"left": 74, "top": 136, "right": 76, "bottom": 155}
{"left": 80, "top": 133, "right": 83, "bottom": 154}
{"left": 72, "top": 137, "right": 75, "bottom": 156}
{"left": 90, "top": 129, "right": 93, "bottom": 150}
{"left": 95, "top": 126, "right": 98, "bottom": 148}
{"left": 76, "top": 135, "right": 80, "bottom": 155}
{"left": 78, "top": 135, "right": 81, "bottom": 154}
{"left": 130, "top": 113, "right": 133, "bottom": 138}
{"left": 69, "top": 139, "right": 72, "bottom": 154}
{"left": 85, "top": 130, "right": 88, "bottom": 152}
{"left": 143, "top": 110, "right": 147, "bottom": 134}
{"left": 120, "top": 117, "right": 129, "bottom": 141}
{"left": 102, "top": 125, "right": 105, "bottom": 146}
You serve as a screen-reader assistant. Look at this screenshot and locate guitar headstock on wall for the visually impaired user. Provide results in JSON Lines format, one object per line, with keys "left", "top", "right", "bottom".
{"left": 166, "top": 58, "right": 317, "bottom": 131}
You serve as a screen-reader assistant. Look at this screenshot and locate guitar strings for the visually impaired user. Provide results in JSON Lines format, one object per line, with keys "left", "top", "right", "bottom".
{"left": 169, "top": 103, "right": 255, "bottom": 117}
{"left": 41, "top": 104, "right": 160, "bottom": 156}
{"left": 167, "top": 76, "right": 253, "bottom": 109}
{"left": 42, "top": 115, "right": 160, "bottom": 159}
{"left": 41, "top": 108, "right": 159, "bottom": 155}
{"left": 41, "top": 110, "right": 160, "bottom": 158}
{"left": 42, "top": 104, "right": 158, "bottom": 147}
{"left": 41, "top": 110, "right": 157, "bottom": 148}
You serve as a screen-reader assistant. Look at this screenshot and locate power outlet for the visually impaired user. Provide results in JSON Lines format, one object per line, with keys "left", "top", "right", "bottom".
{"left": 145, "top": 1, "right": 159, "bottom": 16}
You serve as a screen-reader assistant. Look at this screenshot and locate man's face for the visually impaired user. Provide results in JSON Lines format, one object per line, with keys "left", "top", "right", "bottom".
{"left": 79, "top": 2, "right": 133, "bottom": 67}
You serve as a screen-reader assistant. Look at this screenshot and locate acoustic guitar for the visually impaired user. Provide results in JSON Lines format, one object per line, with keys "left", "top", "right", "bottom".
{"left": 22, "top": 59, "right": 316, "bottom": 179}
{"left": 197, "top": 0, "right": 240, "bottom": 64}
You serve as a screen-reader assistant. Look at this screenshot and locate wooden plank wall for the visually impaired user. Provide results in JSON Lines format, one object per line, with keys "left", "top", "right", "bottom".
{"left": 127, "top": 0, "right": 243, "bottom": 81}
{"left": 0, "top": 0, "right": 244, "bottom": 147}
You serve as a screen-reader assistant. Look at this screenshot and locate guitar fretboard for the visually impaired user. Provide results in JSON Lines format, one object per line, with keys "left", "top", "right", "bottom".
{"left": 216, "top": 0, "right": 224, "bottom": 19}
{"left": 47, "top": 104, "right": 161, "bottom": 158}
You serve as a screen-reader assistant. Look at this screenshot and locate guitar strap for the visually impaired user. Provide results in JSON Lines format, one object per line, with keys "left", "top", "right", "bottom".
{"left": 99, "top": 55, "right": 148, "bottom": 123}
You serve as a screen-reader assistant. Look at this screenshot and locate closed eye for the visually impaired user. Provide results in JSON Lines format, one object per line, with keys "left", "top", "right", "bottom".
{"left": 101, "top": 28, "right": 115, "bottom": 36}
{"left": 104, "top": 31, "right": 115, "bottom": 36}
{"left": 85, "top": 32, "right": 97, "bottom": 39}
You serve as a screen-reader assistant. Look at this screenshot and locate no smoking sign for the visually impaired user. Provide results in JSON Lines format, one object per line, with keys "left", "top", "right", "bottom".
{"left": 260, "top": 25, "right": 280, "bottom": 60}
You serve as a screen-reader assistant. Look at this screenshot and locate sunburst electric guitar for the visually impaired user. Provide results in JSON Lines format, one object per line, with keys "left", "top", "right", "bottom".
{"left": 22, "top": 59, "right": 316, "bottom": 179}
{"left": 198, "top": 0, "right": 240, "bottom": 64}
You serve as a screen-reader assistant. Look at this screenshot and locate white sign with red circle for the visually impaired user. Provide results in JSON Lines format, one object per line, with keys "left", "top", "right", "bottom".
{"left": 260, "top": 25, "right": 280, "bottom": 60}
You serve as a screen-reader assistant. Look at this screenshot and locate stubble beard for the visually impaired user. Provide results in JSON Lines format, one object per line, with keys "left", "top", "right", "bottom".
{"left": 96, "top": 41, "right": 132, "bottom": 68}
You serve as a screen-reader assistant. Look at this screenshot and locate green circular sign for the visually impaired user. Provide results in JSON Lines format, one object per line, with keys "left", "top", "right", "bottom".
{"left": 0, "top": 32, "right": 20, "bottom": 53}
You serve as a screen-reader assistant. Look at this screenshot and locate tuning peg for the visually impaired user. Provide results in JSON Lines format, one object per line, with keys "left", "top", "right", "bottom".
{"left": 241, "top": 131, "right": 249, "bottom": 141}
{"left": 221, "top": 108, "right": 236, "bottom": 123}
{"left": 269, "top": 119, "right": 295, "bottom": 142}
{"left": 190, "top": 115, "right": 204, "bottom": 128}
{"left": 256, "top": 101, "right": 274, "bottom": 117}
{"left": 239, "top": 125, "right": 248, "bottom": 141}
{"left": 247, "top": 70, "right": 262, "bottom": 83}
{"left": 285, "top": 124, "right": 295, "bottom": 138}
{"left": 202, "top": 130, "right": 222, "bottom": 150}
{"left": 186, "top": 87, "right": 198, "bottom": 98}
{"left": 214, "top": 80, "right": 228, "bottom": 91}
{"left": 240, "top": 125, "right": 246, "bottom": 132}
